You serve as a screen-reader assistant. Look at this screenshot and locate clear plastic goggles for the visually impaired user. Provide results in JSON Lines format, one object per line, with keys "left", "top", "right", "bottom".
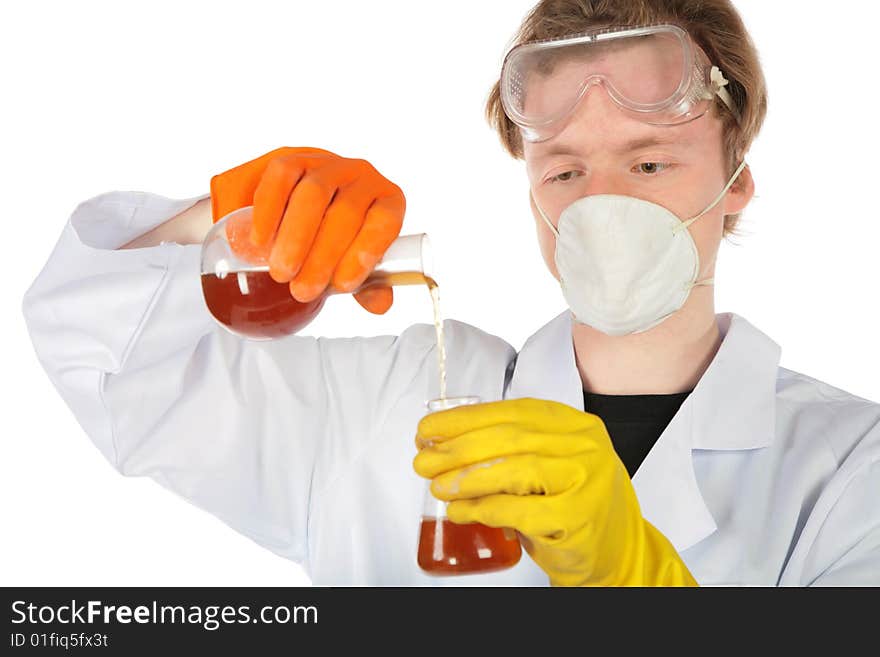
{"left": 500, "top": 24, "right": 741, "bottom": 143}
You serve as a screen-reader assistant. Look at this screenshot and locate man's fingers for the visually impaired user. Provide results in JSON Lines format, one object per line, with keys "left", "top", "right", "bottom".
{"left": 332, "top": 190, "right": 405, "bottom": 293}
{"left": 251, "top": 157, "right": 306, "bottom": 247}
{"left": 417, "top": 398, "right": 601, "bottom": 443}
{"left": 413, "top": 424, "right": 599, "bottom": 478}
{"left": 210, "top": 147, "right": 335, "bottom": 225}
{"left": 289, "top": 175, "right": 377, "bottom": 302}
{"left": 429, "top": 454, "right": 583, "bottom": 500}
{"left": 210, "top": 148, "right": 284, "bottom": 223}
{"left": 353, "top": 285, "right": 394, "bottom": 314}
{"left": 266, "top": 159, "right": 358, "bottom": 282}
{"left": 446, "top": 493, "right": 569, "bottom": 538}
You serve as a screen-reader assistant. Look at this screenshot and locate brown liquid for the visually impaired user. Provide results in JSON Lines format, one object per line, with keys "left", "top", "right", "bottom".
{"left": 202, "top": 270, "right": 440, "bottom": 340}
{"left": 369, "top": 274, "right": 445, "bottom": 399}
{"left": 366, "top": 271, "right": 436, "bottom": 288}
{"left": 366, "top": 270, "right": 444, "bottom": 397}
{"left": 418, "top": 517, "right": 522, "bottom": 575}
{"left": 201, "top": 271, "right": 327, "bottom": 339}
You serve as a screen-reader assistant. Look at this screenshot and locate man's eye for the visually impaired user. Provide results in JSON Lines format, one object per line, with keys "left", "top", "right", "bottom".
{"left": 549, "top": 171, "right": 580, "bottom": 183}
{"left": 635, "top": 162, "right": 669, "bottom": 175}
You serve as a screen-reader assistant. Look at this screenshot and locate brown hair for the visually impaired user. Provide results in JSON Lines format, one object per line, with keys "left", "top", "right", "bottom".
{"left": 486, "top": 0, "right": 767, "bottom": 236}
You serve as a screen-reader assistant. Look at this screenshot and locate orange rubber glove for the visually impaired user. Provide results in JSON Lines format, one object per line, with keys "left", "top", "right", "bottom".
{"left": 210, "top": 146, "right": 406, "bottom": 315}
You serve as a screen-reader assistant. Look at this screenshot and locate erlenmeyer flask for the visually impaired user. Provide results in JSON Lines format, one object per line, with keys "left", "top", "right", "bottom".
{"left": 201, "top": 205, "right": 433, "bottom": 340}
{"left": 417, "top": 396, "right": 523, "bottom": 576}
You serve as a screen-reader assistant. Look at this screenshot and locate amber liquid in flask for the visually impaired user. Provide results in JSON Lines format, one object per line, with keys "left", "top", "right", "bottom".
{"left": 201, "top": 270, "right": 327, "bottom": 340}
{"left": 417, "top": 396, "right": 523, "bottom": 576}
{"left": 201, "top": 270, "right": 436, "bottom": 341}
{"left": 417, "top": 518, "right": 522, "bottom": 576}
{"left": 201, "top": 205, "right": 433, "bottom": 340}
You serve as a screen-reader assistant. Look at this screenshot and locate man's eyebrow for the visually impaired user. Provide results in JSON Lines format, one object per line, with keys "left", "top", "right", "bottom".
{"left": 617, "top": 134, "right": 690, "bottom": 153}
{"left": 534, "top": 145, "right": 583, "bottom": 161}
{"left": 534, "top": 134, "right": 691, "bottom": 161}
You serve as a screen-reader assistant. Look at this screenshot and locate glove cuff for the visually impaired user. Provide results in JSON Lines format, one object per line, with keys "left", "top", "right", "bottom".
{"left": 639, "top": 520, "right": 699, "bottom": 587}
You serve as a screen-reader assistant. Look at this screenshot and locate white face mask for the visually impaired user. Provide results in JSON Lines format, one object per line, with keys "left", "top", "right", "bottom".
{"left": 532, "top": 161, "right": 747, "bottom": 337}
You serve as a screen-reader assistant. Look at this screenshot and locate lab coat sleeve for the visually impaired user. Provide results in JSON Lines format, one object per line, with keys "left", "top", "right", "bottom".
{"left": 785, "top": 424, "right": 880, "bottom": 586}
{"left": 21, "top": 190, "right": 367, "bottom": 568}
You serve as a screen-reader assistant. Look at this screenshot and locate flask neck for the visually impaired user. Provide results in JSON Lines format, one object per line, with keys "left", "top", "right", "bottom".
{"left": 325, "top": 232, "right": 434, "bottom": 295}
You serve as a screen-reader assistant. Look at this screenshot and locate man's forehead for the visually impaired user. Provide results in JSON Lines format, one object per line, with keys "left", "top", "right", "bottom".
{"left": 528, "top": 127, "right": 696, "bottom": 163}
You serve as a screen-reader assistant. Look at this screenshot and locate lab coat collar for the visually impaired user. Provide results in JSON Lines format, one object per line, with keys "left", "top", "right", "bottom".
{"left": 506, "top": 310, "right": 782, "bottom": 552}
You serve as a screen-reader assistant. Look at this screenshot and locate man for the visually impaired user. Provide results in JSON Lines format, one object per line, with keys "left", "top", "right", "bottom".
{"left": 23, "top": 0, "right": 880, "bottom": 586}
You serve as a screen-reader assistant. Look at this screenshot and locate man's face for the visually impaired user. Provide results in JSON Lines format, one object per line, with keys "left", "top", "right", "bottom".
{"left": 524, "top": 83, "right": 752, "bottom": 282}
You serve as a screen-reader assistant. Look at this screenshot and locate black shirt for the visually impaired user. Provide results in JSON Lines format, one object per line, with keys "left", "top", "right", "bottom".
{"left": 582, "top": 389, "right": 693, "bottom": 478}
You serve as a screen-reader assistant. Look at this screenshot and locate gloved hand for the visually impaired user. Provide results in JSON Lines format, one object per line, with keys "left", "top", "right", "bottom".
{"left": 210, "top": 146, "right": 406, "bottom": 315}
{"left": 413, "top": 397, "right": 698, "bottom": 587}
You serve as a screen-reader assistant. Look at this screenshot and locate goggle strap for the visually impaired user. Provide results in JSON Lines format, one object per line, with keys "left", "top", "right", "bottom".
{"left": 711, "top": 66, "right": 742, "bottom": 125}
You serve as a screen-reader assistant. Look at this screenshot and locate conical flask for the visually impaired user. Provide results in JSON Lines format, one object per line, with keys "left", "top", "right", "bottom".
{"left": 417, "top": 396, "right": 523, "bottom": 576}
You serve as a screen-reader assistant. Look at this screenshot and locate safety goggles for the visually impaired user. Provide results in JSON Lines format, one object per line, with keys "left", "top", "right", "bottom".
{"left": 500, "top": 24, "right": 741, "bottom": 143}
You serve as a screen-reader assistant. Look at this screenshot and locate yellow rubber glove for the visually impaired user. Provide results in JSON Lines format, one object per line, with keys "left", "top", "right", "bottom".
{"left": 413, "top": 397, "right": 698, "bottom": 587}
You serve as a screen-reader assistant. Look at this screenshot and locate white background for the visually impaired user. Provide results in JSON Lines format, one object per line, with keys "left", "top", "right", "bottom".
{"left": 3, "top": 0, "right": 879, "bottom": 586}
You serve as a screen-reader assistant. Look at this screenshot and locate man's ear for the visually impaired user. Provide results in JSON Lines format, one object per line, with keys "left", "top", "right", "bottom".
{"left": 724, "top": 163, "right": 755, "bottom": 216}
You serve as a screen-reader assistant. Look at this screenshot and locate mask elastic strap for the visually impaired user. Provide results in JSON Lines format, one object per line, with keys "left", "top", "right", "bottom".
{"left": 534, "top": 159, "right": 747, "bottom": 238}
{"left": 674, "top": 160, "right": 748, "bottom": 234}
{"left": 689, "top": 277, "right": 715, "bottom": 290}
{"left": 531, "top": 190, "right": 560, "bottom": 238}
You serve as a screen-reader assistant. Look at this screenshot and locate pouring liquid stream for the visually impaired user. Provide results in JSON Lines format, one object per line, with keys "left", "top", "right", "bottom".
{"left": 427, "top": 279, "right": 447, "bottom": 401}
{"left": 351, "top": 271, "right": 447, "bottom": 401}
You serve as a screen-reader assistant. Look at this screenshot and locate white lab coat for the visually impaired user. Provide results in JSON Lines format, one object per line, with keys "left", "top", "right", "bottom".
{"left": 22, "top": 191, "right": 880, "bottom": 586}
